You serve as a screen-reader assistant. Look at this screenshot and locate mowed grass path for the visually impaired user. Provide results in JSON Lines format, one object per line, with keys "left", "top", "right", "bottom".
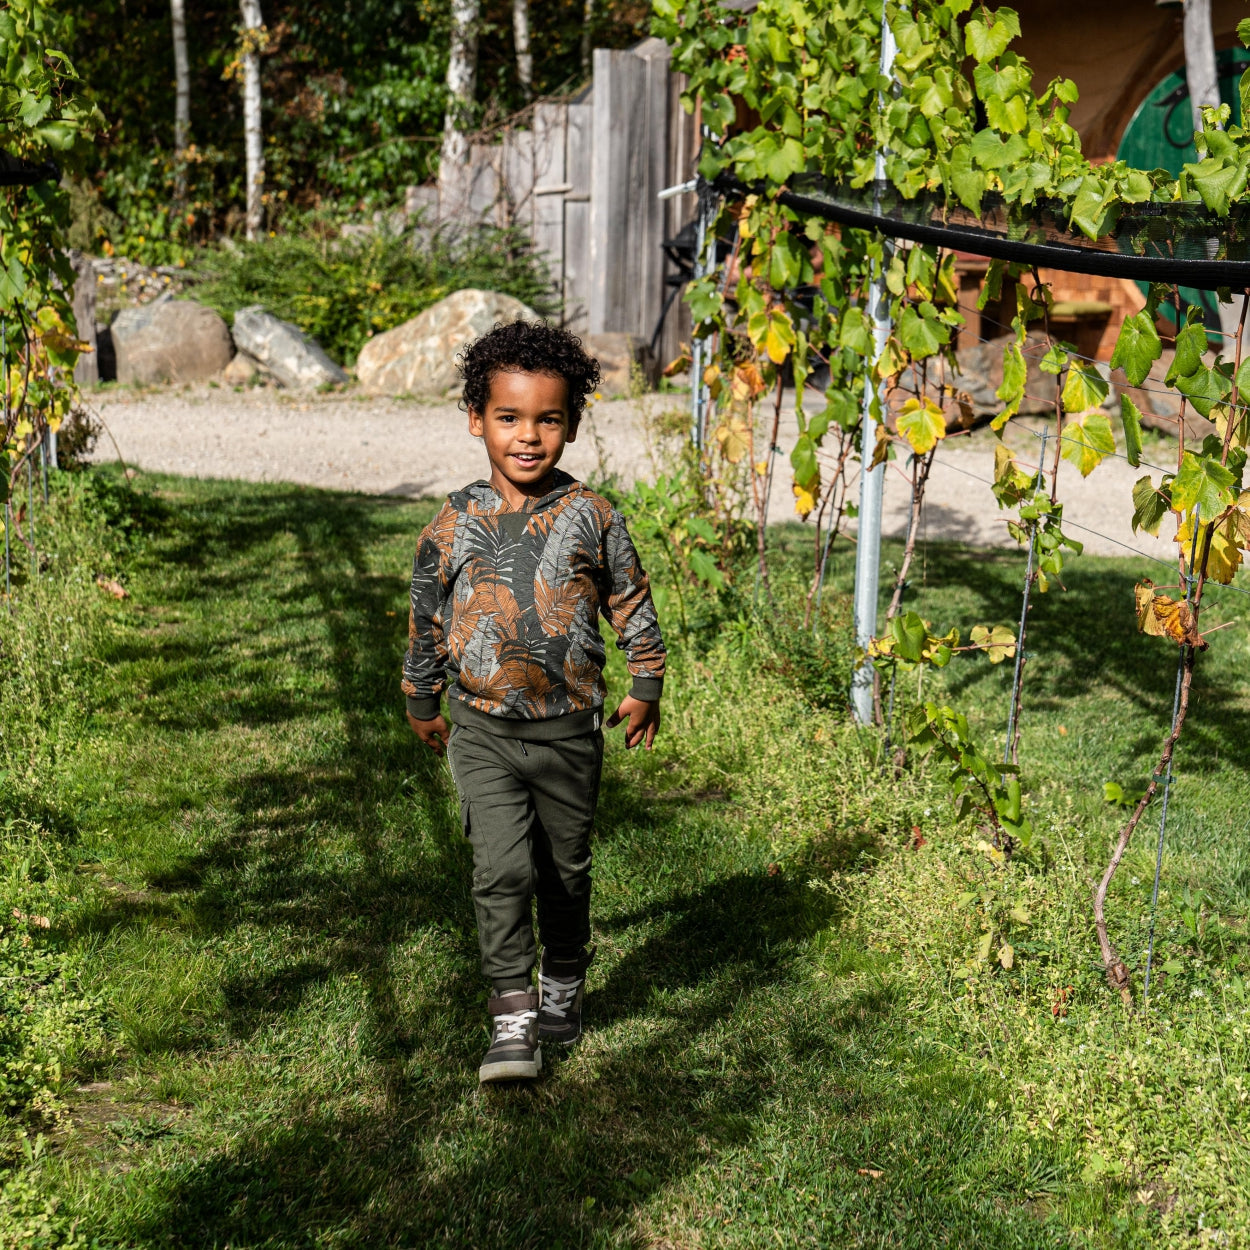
{"left": 43, "top": 474, "right": 1078, "bottom": 1248}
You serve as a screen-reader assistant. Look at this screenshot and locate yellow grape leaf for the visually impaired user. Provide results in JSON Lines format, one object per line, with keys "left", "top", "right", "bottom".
{"left": 715, "top": 418, "right": 751, "bottom": 464}
{"left": 763, "top": 310, "right": 795, "bottom": 364}
{"left": 870, "top": 422, "right": 893, "bottom": 469}
{"left": 793, "top": 483, "right": 816, "bottom": 517}
{"left": 1177, "top": 510, "right": 1246, "bottom": 584}
{"left": 735, "top": 360, "right": 765, "bottom": 397}
{"left": 970, "top": 623, "right": 1017, "bottom": 663}
{"left": 896, "top": 395, "right": 947, "bottom": 455}
{"left": 754, "top": 459, "right": 768, "bottom": 476}
{"left": 1061, "top": 412, "right": 1115, "bottom": 477}
{"left": 877, "top": 337, "right": 904, "bottom": 381}
{"left": 1134, "top": 580, "right": 1207, "bottom": 649}
{"left": 703, "top": 363, "right": 722, "bottom": 401}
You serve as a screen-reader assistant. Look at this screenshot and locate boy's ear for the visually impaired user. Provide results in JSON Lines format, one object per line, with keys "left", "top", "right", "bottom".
{"left": 566, "top": 416, "right": 580, "bottom": 444}
{"left": 467, "top": 406, "right": 484, "bottom": 436}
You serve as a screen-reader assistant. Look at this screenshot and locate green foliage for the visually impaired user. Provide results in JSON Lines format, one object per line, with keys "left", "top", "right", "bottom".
{"left": 906, "top": 701, "right": 1035, "bottom": 851}
{"left": 0, "top": 0, "right": 98, "bottom": 473}
{"left": 615, "top": 460, "right": 753, "bottom": 637}
{"left": 193, "top": 222, "right": 559, "bottom": 366}
{"left": 63, "top": 0, "right": 651, "bottom": 251}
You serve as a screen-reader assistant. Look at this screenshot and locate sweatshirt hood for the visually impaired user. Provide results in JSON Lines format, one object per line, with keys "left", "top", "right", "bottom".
{"left": 451, "top": 469, "right": 581, "bottom": 514}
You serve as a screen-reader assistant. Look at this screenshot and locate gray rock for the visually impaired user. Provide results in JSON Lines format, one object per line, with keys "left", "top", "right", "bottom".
{"left": 232, "top": 306, "right": 347, "bottom": 390}
{"left": 584, "top": 332, "right": 657, "bottom": 398}
{"left": 221, "top": 351, "right": 266, "bottom": 386}
{"left": 355, "top": 288, "right": 538, "bottom": 397}
{"left": 111, "top": 298, "right": 233, "bottom": 386}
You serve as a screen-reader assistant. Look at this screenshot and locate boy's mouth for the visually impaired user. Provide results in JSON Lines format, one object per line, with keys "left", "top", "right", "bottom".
{"left": 510, "top": 452, "right": 545, "bottom": 469}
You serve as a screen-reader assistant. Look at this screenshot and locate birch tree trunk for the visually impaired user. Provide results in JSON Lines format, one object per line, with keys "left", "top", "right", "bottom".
{"left": 171, "top": 0, "right": 190, "bottom": 205}
{"left": 239, "top": 0, "right": 265, "bottom": 240}
{"left": 439, "top": 0, "right": 480, "bottom": 218}
{"left": 512, "top": 0, "right": 532, "bottom": 102}
{"left": 1184, "top": 0, "right": 1219, "bottom": 133}
{"left": 580, "top": 0, "right": 594, "bottom": 79}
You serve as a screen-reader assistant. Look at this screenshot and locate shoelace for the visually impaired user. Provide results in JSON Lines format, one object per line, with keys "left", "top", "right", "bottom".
{"left": 493, "top": 1009, "right": 536, "bottom": 1043}
{"left": 541, "top": 977, "right": 582, "bottom": 1021}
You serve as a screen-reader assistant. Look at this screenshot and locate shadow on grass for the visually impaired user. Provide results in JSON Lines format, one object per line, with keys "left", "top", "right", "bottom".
{"left": 84, "top": 483, "right": 1071, "bottom": 1248}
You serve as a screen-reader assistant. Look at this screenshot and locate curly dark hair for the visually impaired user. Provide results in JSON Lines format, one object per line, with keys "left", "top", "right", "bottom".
{"left": 459, "top": 319, "right": 601, "bottom": 425}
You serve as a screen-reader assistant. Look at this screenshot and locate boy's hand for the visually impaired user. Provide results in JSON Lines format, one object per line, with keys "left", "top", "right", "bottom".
{"left": 606, "top": 696, "right": 660, "bottom": 750}
{"left": 407, "top": 710, "right": 450, "bottom": 756}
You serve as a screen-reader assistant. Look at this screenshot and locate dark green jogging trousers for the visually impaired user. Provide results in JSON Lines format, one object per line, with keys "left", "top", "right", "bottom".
{"left": 447, "top": 721, "right": 604, "bottom": 989}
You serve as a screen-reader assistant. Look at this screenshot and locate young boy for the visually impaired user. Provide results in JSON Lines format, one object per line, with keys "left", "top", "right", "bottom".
{"left": 402, "top": 320, "right": 666, "bottom": 1083}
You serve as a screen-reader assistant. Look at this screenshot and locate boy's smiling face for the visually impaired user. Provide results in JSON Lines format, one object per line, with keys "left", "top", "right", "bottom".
{"left": 468, "top": 368, "right": 576, "bottom": 508}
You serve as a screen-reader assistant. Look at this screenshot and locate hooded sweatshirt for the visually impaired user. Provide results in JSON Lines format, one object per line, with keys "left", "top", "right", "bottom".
{"left": 402, "top": 470, "right": 666, "bottom": 740}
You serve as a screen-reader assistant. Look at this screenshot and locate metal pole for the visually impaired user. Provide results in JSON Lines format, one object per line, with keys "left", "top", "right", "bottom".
{"left": 850, "top": 10, "right": 898, "bottom": 726}
{"left": 689, "top": 163, "right": 714, "bottom": 451}
{"left": 40, "top": 436, "right": 48, "bottom": 503}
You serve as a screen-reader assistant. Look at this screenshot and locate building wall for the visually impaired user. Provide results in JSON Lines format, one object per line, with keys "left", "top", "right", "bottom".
{"left": 987, "top": 2, "right": 1245, "bottom": 359}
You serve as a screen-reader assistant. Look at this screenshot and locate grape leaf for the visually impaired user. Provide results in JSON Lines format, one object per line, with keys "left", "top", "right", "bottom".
{"left": 1061, "top": 361, "right": 1109, "bottom": 413}
{"left": 1131, "top": 474, "right": 1171, "bottom": 536}
{"left": 1176, "top": 512, "right": 1245, "bottom": 585}
{"left": 1120, "top": 395, "right": 1144, "bottom": 468}
{"left": 1109, "top": 311, "right": 1161, "bottom": 387}
{"left": 965, "top": 7, "right": 1021, "bottom": 62}
{"left": 1167, "top": 321, "right": 1208, "bottom": 383}
{"left": 897, "top": 396, "right": 947, "bottom": 455}
{"left": 890, "top": 612, "right": 928, "bottom": 664}
{"left": 1171, "top": 452, "right": 1236, "bottom": 521}
{"left": 994, "top": 340, "right": 1026, "bottom": 425}
{"left": 1173, "top": 363, "right": 1230, "bottom": 419}
{"left": 1061, "top": 412, "right": 1115, "bottom": 477}
{"left": 970, "top": 624, "right": 1016, "bottom": 663}
{"left": 898, "top": 304, "right": 949, "bottom": 359}
{"left": 1134, "top": 581, "right": 1207, "bottom": 650}
{"left": 838, "top": 306, "right": 872, "bottom": 356}
{"left": 1183, "top": 155, "right": 1247, "bottom": 216}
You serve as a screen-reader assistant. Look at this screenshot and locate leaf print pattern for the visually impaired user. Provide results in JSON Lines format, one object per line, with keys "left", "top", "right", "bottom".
{"left": 402, "top": 472, "right": 666, "bottom": 722}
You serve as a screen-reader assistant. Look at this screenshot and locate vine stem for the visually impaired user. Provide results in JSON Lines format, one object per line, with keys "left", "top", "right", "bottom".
{"left": 1004, "top": 427, "right": 1047, "bottom": 765}
{"left": 1093, "top": 647, "right": 1196, "bottom": 1010}
{"left": 805, "top": 429, "right": 854, "bottom": 629}
{"left": 754, "top": 370, "right": 784, "bottom": 605}
{"left": 1093, "top": 286, "right": 1248, "bottom": 1009}
{"left": 885, "top": 447, "right": 934, "bottom": 622}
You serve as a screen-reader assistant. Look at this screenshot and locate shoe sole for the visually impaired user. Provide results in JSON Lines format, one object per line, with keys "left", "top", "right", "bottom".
{"left": 479, "top": 1048, "right": 543, "bottom": 1083}
{"left": 538, "top": 1026, "right": 581, "bottom": 1045}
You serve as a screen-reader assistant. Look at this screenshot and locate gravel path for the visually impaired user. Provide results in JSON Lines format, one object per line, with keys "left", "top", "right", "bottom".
{"left": 86, "top": 383, "right": 1176, "bottom": 563}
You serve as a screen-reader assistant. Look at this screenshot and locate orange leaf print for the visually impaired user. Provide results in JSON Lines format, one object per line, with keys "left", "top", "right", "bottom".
{"left": 533, "top": 575, "right": 581, "bottom": 638}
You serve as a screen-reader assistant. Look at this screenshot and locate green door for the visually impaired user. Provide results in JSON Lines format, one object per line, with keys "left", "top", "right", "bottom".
{"left": 1117, "top": 47, "right": 1250, "bottom": 330}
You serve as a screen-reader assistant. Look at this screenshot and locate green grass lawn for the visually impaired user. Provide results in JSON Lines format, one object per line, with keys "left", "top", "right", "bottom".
{"left": 2, "top": 470, "right": 1249, "bottom": 1248}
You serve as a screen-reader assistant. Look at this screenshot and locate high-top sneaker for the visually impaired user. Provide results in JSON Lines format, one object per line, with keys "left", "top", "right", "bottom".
{"left": 479, "top": 988, "right": 542, "bottom": 1083}
{"left": 538, "top": 946, "right": 596, "bottom": 1045}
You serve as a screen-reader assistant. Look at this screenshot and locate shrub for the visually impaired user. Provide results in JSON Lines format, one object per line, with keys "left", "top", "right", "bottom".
{"left": 192, "top": 221, "right": 561, "bottom": 366}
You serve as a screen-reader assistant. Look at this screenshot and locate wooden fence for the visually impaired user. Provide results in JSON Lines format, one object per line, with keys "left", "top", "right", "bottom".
{"left": 414, "top": 37, "right": 699, "bottom": 372}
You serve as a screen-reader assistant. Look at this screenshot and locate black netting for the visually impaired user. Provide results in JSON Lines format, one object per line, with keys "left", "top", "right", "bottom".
{"left": 721, "top": 175, "right": 1250, "bottom": 290}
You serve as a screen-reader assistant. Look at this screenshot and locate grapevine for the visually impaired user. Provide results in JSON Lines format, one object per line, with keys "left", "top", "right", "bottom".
{"left": 653, "top": 0, "right": 1250, "bottom": 1004}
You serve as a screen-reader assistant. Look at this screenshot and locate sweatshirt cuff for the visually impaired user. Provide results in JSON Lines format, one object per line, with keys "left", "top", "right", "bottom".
{"left": 629, "top": 676, "right": 664, "bottom": 702}
{"left": 406, "top": 694, "right": 443, "bottom": 721}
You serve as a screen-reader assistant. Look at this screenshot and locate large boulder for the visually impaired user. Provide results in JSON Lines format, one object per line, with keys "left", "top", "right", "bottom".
{"left": 356, "top": 288, "right": 538, "bottom": 397}
{"left": 111, "top": 298, "right": 233, "bottom": 386}
{"left": 584, "top": 332, "right": 657, "bottom": 398}
{"left": 232, "top": 306, "right": 348, "bottom": 389}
